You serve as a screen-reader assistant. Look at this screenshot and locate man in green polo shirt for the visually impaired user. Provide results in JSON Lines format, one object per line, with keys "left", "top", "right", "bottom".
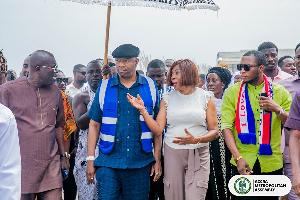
{"left": 221, "top": 50, "right": 292, "bottom": 199}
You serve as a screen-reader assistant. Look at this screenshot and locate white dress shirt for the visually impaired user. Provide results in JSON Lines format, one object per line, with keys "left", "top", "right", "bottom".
{"left": 0, "top": 104, "right": 21, "bottom": 200}
{"left": 66, "top": 82, "right": 88, "bottom": 98}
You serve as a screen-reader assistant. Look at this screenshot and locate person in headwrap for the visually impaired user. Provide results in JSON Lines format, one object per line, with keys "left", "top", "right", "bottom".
{"left": 233, "top": 71, "right": 242, "bottom": 84}
{"left": 0, "top": 50, "right": 8, "bottom": 85}
{"left": 205, "top": 67, "right": 233, "bottom": 200}
{"left": 206, "top": 67, "right": 231, "bottom": 100}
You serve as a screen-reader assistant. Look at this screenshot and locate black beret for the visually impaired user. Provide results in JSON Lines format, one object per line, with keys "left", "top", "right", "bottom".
{"left": 112, "top": 44, "right": 140, "bottom": 59}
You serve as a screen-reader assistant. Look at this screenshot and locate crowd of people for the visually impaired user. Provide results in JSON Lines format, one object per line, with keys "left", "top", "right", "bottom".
{"left": 0, "top": 41, "right": 300, "bottom": 200}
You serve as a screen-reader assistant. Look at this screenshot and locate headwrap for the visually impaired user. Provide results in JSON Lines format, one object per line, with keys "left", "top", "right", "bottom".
{"left": 0, "top": 50, "right": 7, "bottom": 72}
{"left": 206, "top": 67, "right": 232, "bottom": 90}
{"left": 228, "top": 71, "right": 241, "bottom": 86}
{"left": 235, "top": 74, "right": 273, "bottom": 155}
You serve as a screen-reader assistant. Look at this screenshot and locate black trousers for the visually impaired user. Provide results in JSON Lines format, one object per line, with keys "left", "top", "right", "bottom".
{"left": 63, "top": 134, "right": 77, "bottom": 200}
{"left": 232, "top": 159, "right": 282, "bottom": 200}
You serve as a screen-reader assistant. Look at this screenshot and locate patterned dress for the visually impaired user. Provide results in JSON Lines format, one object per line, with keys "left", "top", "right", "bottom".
{"left": 206, "top": 99, "right": 234, "bottom": 200}
{"left": 73, "top": 88, "right": 99, "bottom": 200}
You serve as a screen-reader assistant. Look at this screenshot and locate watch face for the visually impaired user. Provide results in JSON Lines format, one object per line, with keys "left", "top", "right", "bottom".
{"left": 277, "top": 107, "right": 284, "bottom": 115}
{"left": 60, "top": 153, "right": 68, "bottom": 158}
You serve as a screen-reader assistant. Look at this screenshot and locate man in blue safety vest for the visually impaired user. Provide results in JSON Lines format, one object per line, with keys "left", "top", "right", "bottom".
{"left": 86, "top": 44, "right": 160, "bottom": 200}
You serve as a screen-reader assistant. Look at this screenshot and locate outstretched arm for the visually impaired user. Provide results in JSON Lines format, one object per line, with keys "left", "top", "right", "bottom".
{"left": 127, "top": 93, "right": 166, "bottom": 136}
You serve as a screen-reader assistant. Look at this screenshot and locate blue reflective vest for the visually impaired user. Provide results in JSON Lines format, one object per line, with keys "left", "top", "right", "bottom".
{"left": 98, "top": 76, "right": 157, "bottom": 154}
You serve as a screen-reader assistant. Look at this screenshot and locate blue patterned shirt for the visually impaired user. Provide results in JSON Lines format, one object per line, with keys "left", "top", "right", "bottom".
{"left": 158, "top": 85, "right": 174, "bottom": 101}
{"left": 88, "top": 73, "right": 159, "bottom": 169}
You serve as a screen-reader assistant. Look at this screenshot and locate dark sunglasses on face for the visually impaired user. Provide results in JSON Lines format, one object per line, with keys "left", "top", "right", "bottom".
{"left": 237, "top": 64, "right": 259, "bottom": 71}
{"left": 56, "top": 78, "right": 68, "bottom": 84}
{"left": 75, "top": 71, "right": 86, "bottom": 76}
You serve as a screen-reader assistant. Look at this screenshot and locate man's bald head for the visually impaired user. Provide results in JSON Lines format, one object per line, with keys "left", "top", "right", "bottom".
{"left": 29, "top": 50, "right": 55, "bottom": 70}
{"left": 27, "top": 50, "right": 57, "bottom": 87}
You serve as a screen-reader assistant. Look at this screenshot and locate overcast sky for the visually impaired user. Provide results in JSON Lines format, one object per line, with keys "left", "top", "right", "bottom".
{"left": 1, "top": 0, "right": 300, "bottom": 77}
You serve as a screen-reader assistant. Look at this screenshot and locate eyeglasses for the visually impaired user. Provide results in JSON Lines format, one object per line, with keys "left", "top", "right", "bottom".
{"left": 56, "top": 78, "right": 68, "bottom": 84}
{"left": 237, "top": 64, "right": 259, "bottom": 71}
{"left": 75, "top": 71, "right": 86, "bottom": 76}
{"left": 37, "top": 65, "right": 58, "bottom": 73}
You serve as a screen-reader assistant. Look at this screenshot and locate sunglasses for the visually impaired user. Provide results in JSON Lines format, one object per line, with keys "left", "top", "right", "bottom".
{"left": 56, "top": 78, "right": 68, "bottom": 84}
{"left": 237, "top": 64, "right": 259, "bottom": 71}
{"left": 37, "top": 65, "right": 58, "bottom": 73}
{"left": 75, "top": 71, "right": 86, "bottom": 76}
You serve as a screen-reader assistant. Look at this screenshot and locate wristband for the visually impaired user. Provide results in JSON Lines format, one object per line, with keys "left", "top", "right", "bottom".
{"left": 86, "top": 156, "right": 95, "bottom": 161}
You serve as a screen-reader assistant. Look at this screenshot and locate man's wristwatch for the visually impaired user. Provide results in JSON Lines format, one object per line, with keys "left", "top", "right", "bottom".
{"left": 60, "top": 152, "right": 70, "bottom": 159}
{"left": 276, "top": 107, "right": 285, "bottom": 116}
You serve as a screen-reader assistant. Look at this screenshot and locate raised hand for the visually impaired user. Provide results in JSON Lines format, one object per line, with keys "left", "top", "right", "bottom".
{"left": 102, "top": 65, "right": 112, "bottom": 79}
{"left": 127, "top": 93, "right": 145, "bottom": 111}
{"left": 258, "top": 96, "right": 281, "bottom": 113}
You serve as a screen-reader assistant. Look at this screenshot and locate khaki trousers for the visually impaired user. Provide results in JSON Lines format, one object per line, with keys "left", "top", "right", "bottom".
{"left": 21, "top": 188, "right": 62, "bottom": 200}
{"left": 164, "top": 144, "right": 210, "bottom": 200}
